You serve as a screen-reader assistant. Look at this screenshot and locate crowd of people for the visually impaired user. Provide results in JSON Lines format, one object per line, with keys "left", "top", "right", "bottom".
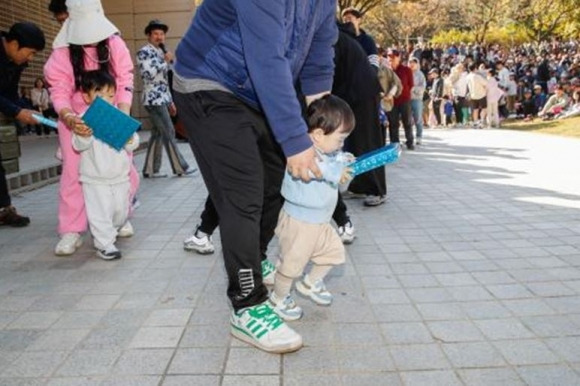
{"left": 1, "top": 0, "right": 579, "bottom": 356}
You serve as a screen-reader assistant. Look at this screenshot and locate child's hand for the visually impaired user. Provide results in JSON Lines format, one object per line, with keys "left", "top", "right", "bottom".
{"left": 126, "top": 137, "right": 133, "bottom": 145}
{"left": 339, "top": 167, "right": 353, "bottom": 185}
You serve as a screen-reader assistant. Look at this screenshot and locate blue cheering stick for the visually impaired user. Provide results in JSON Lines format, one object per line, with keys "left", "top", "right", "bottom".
{"left": 33, "top": 114, "right": 58, "bottom": 130}
{"left": 348, "top": 143, "right": 402, "bottom": 176}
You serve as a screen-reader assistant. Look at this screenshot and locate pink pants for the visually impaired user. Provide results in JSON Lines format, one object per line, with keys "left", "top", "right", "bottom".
{"left": 57, "top": 122, "right": 140, "bottom": 235}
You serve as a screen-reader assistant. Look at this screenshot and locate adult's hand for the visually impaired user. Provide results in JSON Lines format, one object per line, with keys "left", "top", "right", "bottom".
{"left": 64, "top": 113, "right": 92, "bottom": 137}
{"left": 286, "top": 146, "right": 321, "bottom": 182}
{"left": 15, "top": 109, "right": 41, "bottom": 125}
{"left": 168, "top": 102, "right": 177, "bottom": 117}
{"left": 164, "top": 51, "right": 174, "bottom": 63}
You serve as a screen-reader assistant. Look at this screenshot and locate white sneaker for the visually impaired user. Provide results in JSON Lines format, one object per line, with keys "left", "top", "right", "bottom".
{"left": 117, "top": 221, "right": 134, "bottom": 238}
{"left": 183, "top": 226, "right": 215, "bottom": 254}
{"left": 230, "top": 302, "right": 303, "bottom": 353}
{"left": 96, "top": 245, "right": 122, "bottom": 260}
{"left": 262, "top": 259, "right": 276, "bottom": 286}
{"left": 337, "top": 220, "right": 355, "bottom": 245}
{"left": 268, "top": 292, "right": 303, "bottom": 321}
{"left": 416, "top": 138, "right": 422, "bottom": 145}
{"left": 54, "top": 233, "right": 82, "bottom": 256}
{"left": 296, "top": 275, "right": 333, "bottom": 306}
{"left": 364, "top": 195, "right": 386, "bottom": 207}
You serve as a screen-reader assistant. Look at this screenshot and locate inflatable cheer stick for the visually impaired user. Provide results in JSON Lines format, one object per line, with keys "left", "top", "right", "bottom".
{"left": 33, "top": 114, "right": 58, "bottom": 130}
{"left": 348, "top": 143, "right": 401, "bottom": 176}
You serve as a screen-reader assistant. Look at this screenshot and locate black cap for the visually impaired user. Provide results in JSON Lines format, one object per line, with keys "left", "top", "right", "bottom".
{"left": 145, "top": 19, "right": 168, "bottom": 35}
{"left": 387, "top": 48, "right": 401, "bottom": 57}
{"left": 341, "top": 7, "right": 362, "bottom": 18}
{"left": 5, "top": 22, "right": 45, "bottom": 51}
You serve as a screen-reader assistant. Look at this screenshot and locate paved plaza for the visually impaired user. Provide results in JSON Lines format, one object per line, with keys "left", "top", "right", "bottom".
{"left": 1, "top": 128, "right": 579, "bottom": 385}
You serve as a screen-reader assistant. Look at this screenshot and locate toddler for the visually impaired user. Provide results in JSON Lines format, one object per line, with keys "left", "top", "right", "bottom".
{"left": 443, "top": 95, "right": 454, "bottom": 126}
{"left": 72, "top": 70, "right": 139, "bottom": 260}
{"left": 270, "top": 95, "right": 354, "bottom": 320}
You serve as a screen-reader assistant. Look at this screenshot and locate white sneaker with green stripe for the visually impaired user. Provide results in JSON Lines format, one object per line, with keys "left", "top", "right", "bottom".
{"left": 230, "top": 302, "right": 303, "bottom": 353}
{"left": 261, "top": 259, "right": 276, "bottom": 286}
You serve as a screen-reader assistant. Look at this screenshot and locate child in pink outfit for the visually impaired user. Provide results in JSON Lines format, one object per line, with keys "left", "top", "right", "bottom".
{"left": 44, "top": 0, "right": 139, "bottom": 256}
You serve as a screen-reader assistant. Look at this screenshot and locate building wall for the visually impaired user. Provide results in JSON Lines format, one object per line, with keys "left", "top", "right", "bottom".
{"left": 0, "top": 0, "right": 197, "bottom": 125}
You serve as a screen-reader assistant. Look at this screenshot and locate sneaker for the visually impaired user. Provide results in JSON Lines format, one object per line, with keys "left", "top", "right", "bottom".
{"left": 117, "top": 221, "right": 134, "bottom": 238}
{"left": 268, "top": 292, "right": 303, "bottom": 321}
{"left": 337, "top": 220, "right": 355, "bottom": 245}
{"left": 364, "top": 195, "right": 386, "bottom": 207}
{"left": 230, "top": 302, "right": 303, "bottom": 353}
{"left": 54, "top": 233, "right": 82, "bottom": 256}
{"left": 96, "top": 245, "right": 122, "bottom": 260}
{"left": 176, "top": 168, "right": 197, "bottom": 177}
{"left": 407, "top": 144, "right": 416, "bottom": 150}
{"left": 296, "top": 275, "right": 333, "bottom": 306}
{"left": 0, "top": 206, "right": 30, "bottom": 227}
{"left": 183, "top": 226, "right": 215, "bottom": 254}
{"left": 416, "top": 138, "right": 422, "bottom": 145}
{"left": 341, "top": 190, "right": 366, "bottom": 200}
{"left": 262, "top": 259, "right": 276, "bottom": 286}
{"left": 143, "top": 172, "right": 168, "bottom": 178}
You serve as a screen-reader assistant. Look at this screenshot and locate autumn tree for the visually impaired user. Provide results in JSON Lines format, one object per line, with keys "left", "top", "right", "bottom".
{"left": 511, "top": 0, "right": 580, "bottom": 43}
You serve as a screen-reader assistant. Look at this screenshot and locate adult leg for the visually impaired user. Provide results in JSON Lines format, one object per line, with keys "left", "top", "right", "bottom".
{"left": 199, "top": 195, "right": 220, "bottom": 235}
{"left": 387, "top": 105, "right": 401, "bottom": 144}
{"left": 411, "top": 99, "right": 424, "bottom": 141}
{"left": 433, "top": 100, "right": 442, "bottom": 125}
{"left": 175, "top": 90, "right": 273, "bottom": 310}
{"left": 142, "top": 108, "right": 163, "bottom": 176}
{"left": 400, "top": 102, "right": 415, "bottom": 147}
{"left": 146, "top": 105, "right": 190, "bottom": 175}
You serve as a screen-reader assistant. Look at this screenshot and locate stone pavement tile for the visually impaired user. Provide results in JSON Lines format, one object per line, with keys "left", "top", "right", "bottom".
{"left": 188, "top": 306, "right": 232, "bottom": 325}
{"left": 416, "top": 251, "right": 452, "bottom": 262}
{"left": 101, "top": 376, "right": 162, "bottom": 386}
{"left": 475, "top": 319, "right": 535, "bottom": 340}
{"left": 406, "top": 288, "right": 452, "bottom": 303}
{"left": 391, "top": 263, "right": 428, "bottom": 275}
{"left": 544, "top": 296, "right": 580, "bottom": 313}
{"left": 495, "top": 259, "right": 534, "bottom": 270}
{"left": 55, "top": 349, "right": 122, "bottom": 377}
{"left": 526, "top": 282, "right": 576, "bottom": 297}
{"left": 373, "top": 305, "right": 422, "bottom": 323}
{"left": 460, "top": 301, "right": 512, "bottom": 319}
{"left": 528, "top": 256, "right": 569, "bottom": 269}
{"left": 486, "top": 284, "right": 534, "bottom": 300}
{"left": 446, "top": 286, "right": 494, "bottom": 302}
{"left": 51, "top": 310, "right": 107, "bottom": 329}
{"left": 400, "top": 370, "right": 462, "bottom": 386}
{"left": 381, "top": 322, "right": 434, "bottom": 344}
{"left": 508, "top": 268, "right": 555, "bottom": 283}
{"left": 6, "top": 311, "right": 63, "bottom": 330}
{"left": 502, "top": 299, "right": 557, "bottom": 317}
{"left": 78, "top": 327, "right": 137, "bottom": 350}
{"left": 334, "top": 323, "right": 384, "bottom": 346}
{"left": 361, "top": 275, "right": 400, "bottom": 289}
{"left": 397, "top": 275, "right": 438, "bottom": 289}
{"left": 179, "top": 323, "right": 231, "bottom": 348}
{"left": 472, "top": 271, "right": 516, "bottom": 285}
{"left": 167, "top": 348, "right": 227, "bottom": 374}
{"left": 28, "top": 294, "right": 83, "bottom": 311}
{"left": 492, "top": 340, "right": 560, "bottom": 365}
{"left": 143, "top": 309, "right": 193, "bottom": 327}
{"left": 427, "top": 320, "right": 484, "bottom": 342}
{"left": 548, "top": 267, "right": 580, "bottom": 281}
{"left": 112, "top": 348, "right": 174, "bottom": 375}
{"left": 337, "top": 346, "right": 395, "bottom": 372}
{"left": 0, "top": 312, "right": 19, "bottom": 329}
{"left": 521, "top": 315, "right": 580, "bottom": 338}
{"left": 355, "top": 264, "right": 392, "bottom": 276}
{"left": 161, "top": 375, "right": 220, "bottom": 386}
{"left": 0, "top": 350, "right": 68, "bottom": 378}
{"left": 389, "top": 344, "right": 450, "bottom": 371}
{"left": 416, "top": 303, "right": 466, "bottom": 321}
{"left": 341, "top": 373, "right": 401, "bottom": 386}
{"left": 366, "top": 289, "right": 410, "bottom": 305}
{"left": 26, "top": 328, "right": 90, "bottom": 351}
{"left": 74, "top": 295, "right": 120, "bottom": 311}
{"left": 545, "top": 337, "right": 580, "bottom": 362}
{"left": 448, "top": 250, "right": 487, "bottom": 261}
{"left": 113, "top": 293, "right": 161, "bottom": 310}
{"left": 284, "top": 374, "right": 340, "bottom": 386}
{"left": 0, "top": 330, "right": 42, "bottom": 351}
{"left": 98, "top": 309, "right": 150, "bottom": 328}
{"left": 222, "top": 375, "right": 279, "bottom": 386}
{"left": 435, "top": 273, "right": 478, "bottom": 287}
{"left": 516, "top": 364, "right": 580, "bottom": 386}
{"left": 0, "top": 378, "right": 48, "bottom": 386}
{"left": 129, "top": 326, "right": 184, "bottom": 349}
{"left": 457, "top": 368, "right": 524, "bottom": 386}
{"left": 424, "top": 262, "right": 464, "bottom": 274}
{"left": 283, "top": 347, "right": 339, "bottom": 374}
{"left": 442, "top": 342, "right": 506, "bottom": 368}
{"left": 224, "top": 347, "right": 279, "bottom": 375}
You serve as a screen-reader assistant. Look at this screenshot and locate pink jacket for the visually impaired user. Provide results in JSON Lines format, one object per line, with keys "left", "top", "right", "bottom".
{"left": 486, "top": 77, "right": 504, "bottom": 104}
{"left": 44, "top": 35, "right": 133, "bottom": 115}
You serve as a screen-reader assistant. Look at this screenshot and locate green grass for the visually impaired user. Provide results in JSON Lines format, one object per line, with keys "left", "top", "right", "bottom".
{"left": 501, "top": 116, "right": 580, "bottom": 138}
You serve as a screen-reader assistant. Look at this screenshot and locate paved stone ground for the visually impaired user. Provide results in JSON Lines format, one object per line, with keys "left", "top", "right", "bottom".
{"left": 1, "top": 128, "right": 580, "bottom": 385}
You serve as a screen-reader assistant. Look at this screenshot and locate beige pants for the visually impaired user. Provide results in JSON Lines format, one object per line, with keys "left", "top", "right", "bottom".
{"left": 275, "top": 210, "right": 345, "bottom": 279}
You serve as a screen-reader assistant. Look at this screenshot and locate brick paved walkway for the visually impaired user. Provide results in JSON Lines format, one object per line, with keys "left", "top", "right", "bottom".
{"left": 1, "top": 128, "right": 579, "bottom": 385}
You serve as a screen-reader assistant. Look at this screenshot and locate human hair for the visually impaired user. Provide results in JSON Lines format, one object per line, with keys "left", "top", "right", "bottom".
{"left": 5, "top": 22, "right": 45, "bottom": 51}
{"left": 468, "top": 63, "right": 477, "bottom": 72}
{"left": 48, "top": 0, "right": 67, "bottom": 14}
{"left": 80, "top": 70, "right": 116, "bottom": 95}
{"left": 341, "top": 7, "right": 362, "bottom": 19}
{"left": 69, "top": 40, "right": 111, "bottom": 90}
{"left": 34, "top": 77, "right": 45, "bottom": 88}
{"left": 306, "top": 95, "right": 355, "bottom": 135}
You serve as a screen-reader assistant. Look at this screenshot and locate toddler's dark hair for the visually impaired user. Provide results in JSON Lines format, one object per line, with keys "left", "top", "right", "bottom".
{"left": 306, "top": 95, "right": 355, "bottom": 135}
{"left": 80, "top": 70, "right": 117, "bottom": 94}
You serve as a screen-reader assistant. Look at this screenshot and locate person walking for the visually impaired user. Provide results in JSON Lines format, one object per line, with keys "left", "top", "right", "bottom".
{"left": 387, "top": 49, "right": 415, "bottom": 150}
{"left": 173, "top": 0, "right": 337, "bottom": 353}
{"left": 0, "top": 22, "right": 45, "bottom": 227}
{"left": 409, "top": 58, "right": 426, "bottom": 144}
{"left": 137, "top": 20, "right": 195, "bottom": 178}
{"left": 44, "top": 0, "right": 139, "bottom": 255}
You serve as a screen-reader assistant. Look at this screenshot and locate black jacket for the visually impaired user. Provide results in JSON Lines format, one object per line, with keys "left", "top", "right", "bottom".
{"left": 0, "top": 33, "right": 27, "bottom": 118}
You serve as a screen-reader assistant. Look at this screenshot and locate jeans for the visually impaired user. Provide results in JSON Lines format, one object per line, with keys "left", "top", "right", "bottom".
{"left": 410, "top": 99, "right": 424, "bottom": 139}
